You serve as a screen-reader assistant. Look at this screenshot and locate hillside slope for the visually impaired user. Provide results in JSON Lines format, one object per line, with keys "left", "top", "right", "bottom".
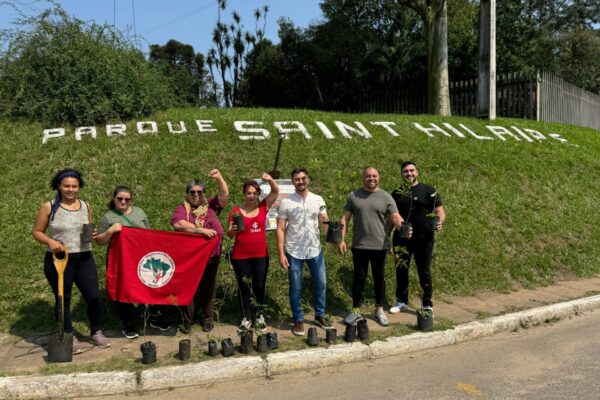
{"left": 1, "top": 108, "right": 599, "bottom": 333}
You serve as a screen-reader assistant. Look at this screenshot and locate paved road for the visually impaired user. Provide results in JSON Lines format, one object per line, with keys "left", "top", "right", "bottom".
{"left": 91, "top": 308, "right": 600, "bottom": 399}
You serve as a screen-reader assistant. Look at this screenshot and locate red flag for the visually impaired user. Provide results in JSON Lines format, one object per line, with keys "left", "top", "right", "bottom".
{"left": 106, "top": 226, "right": 218, "bottom": 305}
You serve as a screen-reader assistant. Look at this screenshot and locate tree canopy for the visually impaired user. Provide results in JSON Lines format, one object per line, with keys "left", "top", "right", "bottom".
{"left": 0, "top": 6, "right": 174, "bottom": 124}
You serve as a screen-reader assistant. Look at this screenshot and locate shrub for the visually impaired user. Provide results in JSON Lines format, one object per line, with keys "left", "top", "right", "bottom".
{"left": 0, "top": 6, "right": 174, "bottom": 124}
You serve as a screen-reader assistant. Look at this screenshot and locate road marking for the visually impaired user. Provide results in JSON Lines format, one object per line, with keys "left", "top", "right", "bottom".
{"left": 456, "top": 382, "right": 483, "bottom": 396}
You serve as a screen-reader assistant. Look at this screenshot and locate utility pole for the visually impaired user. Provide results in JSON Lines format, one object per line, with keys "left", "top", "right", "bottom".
{"left": 477, "top": 0, "right": 496, "bottom": 119}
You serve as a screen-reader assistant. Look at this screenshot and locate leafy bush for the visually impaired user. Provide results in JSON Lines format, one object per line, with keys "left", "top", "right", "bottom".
{"left": 0, "top": 6, "right": 174, "bottom": 124}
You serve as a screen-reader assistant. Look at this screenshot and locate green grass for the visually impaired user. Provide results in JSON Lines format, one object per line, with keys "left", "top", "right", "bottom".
{"left": 1, "top": 107, "right": 600, "bottom": 339}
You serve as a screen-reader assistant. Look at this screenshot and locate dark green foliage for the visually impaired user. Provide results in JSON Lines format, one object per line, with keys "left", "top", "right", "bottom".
{"left": 0, "top": 6, "right": 173, "bottom": 124}
{"left": 149, "top": 39, "right": 217, "bottom": 107}
{"left": 496, "top": 0, "right": 600, "bottom": 92}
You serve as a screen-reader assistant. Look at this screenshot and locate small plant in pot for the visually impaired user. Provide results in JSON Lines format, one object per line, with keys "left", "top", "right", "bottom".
{"left": 255, "top": 330, "right": 268, "bottom": 353}
{"left": 206, "top": 334, "right": 218, "bottom": 356}
{"left": 416, "top": 307, "right": 434, "bottom": 332}
{"left": 232, "top": 212, "right": 245, "bottom": 232}
{"left": 426, "top": 193, "right": 440, "bottom": 233}
{"left": 396, "top": 180, "right": 413, "bottom": 239}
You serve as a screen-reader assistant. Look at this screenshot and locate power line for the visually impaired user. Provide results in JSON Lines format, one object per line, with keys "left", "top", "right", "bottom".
{"left": 131, "top": 0, "right": 138, "bottom": 49}
{"left": 139, "top": 0, "right": 215, "bottom": 36}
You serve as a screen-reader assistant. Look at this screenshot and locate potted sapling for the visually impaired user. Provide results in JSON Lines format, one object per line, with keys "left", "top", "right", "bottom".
{"left": 416, "top": 307, "right": 434, "bottom": 331}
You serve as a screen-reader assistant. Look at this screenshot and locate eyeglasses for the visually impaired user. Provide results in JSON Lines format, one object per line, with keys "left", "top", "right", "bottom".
{"left": 188, "top": 190, "right": 204, "bottom": 196}
{"left": 116, "top": 197, "right": 131, "bottom": 202}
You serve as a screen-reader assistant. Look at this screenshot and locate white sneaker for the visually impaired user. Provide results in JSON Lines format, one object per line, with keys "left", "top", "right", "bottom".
{"left": 389, "top": 301, "right": 408, "bottom": 314}
{"left": 374, "top": 310, "right": 389, "bottom": 326}
{"left": 254, "top": 315, "right": 267, "bottom": 333}
{"left": 237, "top": 318, "right": 252, "bottom": 333}
{"left": 423, "top": 305, "right": 434, "bottom": 318}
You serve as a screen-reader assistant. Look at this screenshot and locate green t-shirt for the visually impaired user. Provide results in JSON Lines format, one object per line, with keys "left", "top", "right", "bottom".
{"left": 98, "top": 206, "right": 150, "bottom": 232}
{"left": 344, "top": 188, "right": 398, "bottom": 250}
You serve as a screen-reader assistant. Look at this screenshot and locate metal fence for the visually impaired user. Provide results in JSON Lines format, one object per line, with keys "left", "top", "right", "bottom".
{"left": 357, "top": 71, "right": 600, "bottom": 131}
{"left": 537, "top": 70, "right": 600, "bottom": 131}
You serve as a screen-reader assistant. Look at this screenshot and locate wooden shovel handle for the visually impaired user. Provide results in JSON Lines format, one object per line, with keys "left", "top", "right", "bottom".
{"left": 52, "top": 250, "right": 69, "bottom": 297}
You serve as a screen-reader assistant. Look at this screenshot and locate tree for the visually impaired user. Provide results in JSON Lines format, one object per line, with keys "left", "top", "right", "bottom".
{"left": 395, "top": 0, "right": 451, "bottom": 115}
{"left": 496, "top": 0, "right": 600, "bottom": 93}
{"left": 206, "top": 0, "right": 268, "bottom": 107}
{"left": 149, "top": 39, "right": 216, "bottom": 106}
{"left": 0, "top": 6, "right": 172, "bottom": 124}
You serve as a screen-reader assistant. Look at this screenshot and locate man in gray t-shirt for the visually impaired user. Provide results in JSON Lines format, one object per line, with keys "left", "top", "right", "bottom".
{"left": 339, "top": 167, "right": 408, "bottom": 327}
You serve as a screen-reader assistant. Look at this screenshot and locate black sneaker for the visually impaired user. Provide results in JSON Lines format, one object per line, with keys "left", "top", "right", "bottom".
{"left": 121, "top": 326, "right": 139, "bottom": 339}
{"left": 149, "top": 317, "right": 171, "bottom": 331}
{"left": 315, "top": 315, "right": 334, "bottom": 330}
{"left": 202, "top": 320, "right": 214, "bottom": 332}
{"left": 179, "top": 321, "right": 192, "bottom": 334}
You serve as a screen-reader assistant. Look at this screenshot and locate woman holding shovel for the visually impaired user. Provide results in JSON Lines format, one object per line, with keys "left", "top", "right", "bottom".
{"left": 32, "top": 168, "right": 110, "bottom": 355}
{"left": 227, "top": 173, "right": 279, "bottom": 333}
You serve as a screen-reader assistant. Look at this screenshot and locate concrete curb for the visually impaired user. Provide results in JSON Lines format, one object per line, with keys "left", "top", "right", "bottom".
{"left": 3, "top": 294, "right": 600, "bottom": 399}
{"left": 0, "top": 371, "right": 136, "bottom": 399}
{"left": 140, "top": 356, "right": 267, "bottom": 391}
{"left": 267, "top": 342, "right": 371, "bottom": 376}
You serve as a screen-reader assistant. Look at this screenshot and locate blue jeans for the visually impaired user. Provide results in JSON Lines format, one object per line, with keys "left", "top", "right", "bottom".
{"left": 287, "top": 250, "right": 327, "bottom": 322}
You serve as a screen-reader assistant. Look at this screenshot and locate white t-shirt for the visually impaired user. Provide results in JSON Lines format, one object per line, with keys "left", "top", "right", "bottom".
{"left": 277, "top": 192, "right": 327, "bottom": 259}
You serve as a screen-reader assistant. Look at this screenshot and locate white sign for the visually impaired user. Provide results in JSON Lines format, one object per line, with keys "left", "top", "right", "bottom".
{"left": 41, "top": 119, "right": 572, "bottom": 146}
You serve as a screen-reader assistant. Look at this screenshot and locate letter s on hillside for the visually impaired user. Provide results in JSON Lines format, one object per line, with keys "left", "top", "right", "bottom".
{"left": 235, "top": 121, "right": 271, "bottom": 140}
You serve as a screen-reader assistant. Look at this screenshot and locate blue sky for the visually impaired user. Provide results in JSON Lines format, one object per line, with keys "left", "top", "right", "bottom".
{"left": 0, "top": 0, "right": 324, "bottom": 55}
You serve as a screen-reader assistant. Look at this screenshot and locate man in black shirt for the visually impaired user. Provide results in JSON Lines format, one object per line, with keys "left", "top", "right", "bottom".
{"left": 389, "top": 161, "right": 446, "bottom": 315}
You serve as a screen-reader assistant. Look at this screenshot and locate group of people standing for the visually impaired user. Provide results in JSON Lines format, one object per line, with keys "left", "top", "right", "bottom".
{"left": 32, "top": 162, "right": 445, "bottom": 355}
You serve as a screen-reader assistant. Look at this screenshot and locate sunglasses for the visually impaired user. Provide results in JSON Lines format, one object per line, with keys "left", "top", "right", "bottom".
{"left": 188, "top": 190, "right": 204, "bottom": 195}
{"left": 116, "top": 197, "right": 131, "bottom": 202}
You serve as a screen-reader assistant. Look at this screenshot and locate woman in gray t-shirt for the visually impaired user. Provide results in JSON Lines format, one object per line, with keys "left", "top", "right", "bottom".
{"left": 32, "top": 168, "right": 110, "bottom": 354}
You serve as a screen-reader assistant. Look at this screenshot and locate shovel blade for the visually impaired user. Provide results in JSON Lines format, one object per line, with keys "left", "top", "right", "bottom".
{"left": 47, "top": 331, "right": 73, "bottom": 363}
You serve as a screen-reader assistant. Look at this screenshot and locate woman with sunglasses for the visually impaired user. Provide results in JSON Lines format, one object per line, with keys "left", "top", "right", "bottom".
{"left": 171, "top": 169, "right": 229, "bottom": 333}
{"left": 95, "top": 185, "right": 170, "bottom": 339}
{"left": 227, "top": 173, "right": 279, "bottom": 333}
{"left": 32, "top": 168, "right": 110, "bottom": 354}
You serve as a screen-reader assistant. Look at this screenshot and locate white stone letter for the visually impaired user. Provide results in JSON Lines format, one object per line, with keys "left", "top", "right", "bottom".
{"left": 486, "top": 126, "right": 521, "bottom": 141}
{"left": 235, "top": 121, "right": 271, "bottom": 140}
{"left": 106, "top": 124, "right": 127, "bottom": 137}
{"left": 195, "top": 120, "right": 217, "bottom": 133}
{"left": 458, "top": 124, "right": 494, "bottom": 140}
{"left": 442, "top": 123, "right": 466, "bottom": 138}
{"left": 75, "top": 126, "right": 97, "bottom": 141}
{"left": 548, "top": 133, "right": 568, "bottom": 143}
{"left": 137, "top": 121, "right": 158, "bottom": 134}
{"left": 274, "top": 121, "right": 311, "bottom": 139}
{"left": 42, "top": 128, "right": 65, "bottom": 144}
{"left": 370, "top": 121, "right": 400, "bottom": 137}
{"left": 315, "top": 121, "right": 336, "bottom": 139}
{"left": 510, "top": 126, "right": 533, "bottom": 142}
{"left": 167, "top": 121, "right": 187, "bottom": 134}
{"left": 524, "top": 129, "right": 546, "bottom": 141}
{"left": 334, "top": 121, "right": 372, "bottom": 139}
{"left": 414, "top": 123, "right": 451, "bottom": 138}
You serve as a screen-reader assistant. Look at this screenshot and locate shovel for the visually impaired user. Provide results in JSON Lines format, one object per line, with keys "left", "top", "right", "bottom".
{"left": 269, "top": 133, "right": 285, "bottom": 179}
{"left": 47, "top": 248, "right": 73, "bottom": 362}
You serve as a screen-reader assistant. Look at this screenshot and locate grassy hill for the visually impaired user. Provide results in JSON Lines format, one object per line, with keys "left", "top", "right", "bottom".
{"left": 1, "top": 108, "right": 599, "bottom": 334}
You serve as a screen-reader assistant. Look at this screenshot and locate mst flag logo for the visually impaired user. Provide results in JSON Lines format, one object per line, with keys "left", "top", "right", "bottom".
{"left": 138, "top": 252, "right": 175, "bottom": 288}
{"left": 107, "top": 226, "right": 218, "bottom": 305}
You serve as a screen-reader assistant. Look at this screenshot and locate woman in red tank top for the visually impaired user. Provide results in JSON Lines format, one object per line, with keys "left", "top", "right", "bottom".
{"left": 227, "top": 173, "right": 279, "bottom": 333}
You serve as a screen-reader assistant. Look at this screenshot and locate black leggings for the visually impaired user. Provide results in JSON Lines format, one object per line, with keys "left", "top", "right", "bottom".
{"left": 351, "top": 248, "right": 388, "bottom": 308}
{"left": 231, "top": 256, "right": 269, "bottom": 320}
{"left": 181, "top": 256, "right": 220, "bottom": 324}
{"left": 394, "top": 239, "right": 434, "bottom": 307}
{"left": 44, "top": 251, "right": 102, "bottom": 334}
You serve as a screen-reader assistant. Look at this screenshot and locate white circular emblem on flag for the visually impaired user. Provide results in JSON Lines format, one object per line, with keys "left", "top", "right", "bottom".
{"left": 137, "top": 252, "right": 176, "bottom": 288}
